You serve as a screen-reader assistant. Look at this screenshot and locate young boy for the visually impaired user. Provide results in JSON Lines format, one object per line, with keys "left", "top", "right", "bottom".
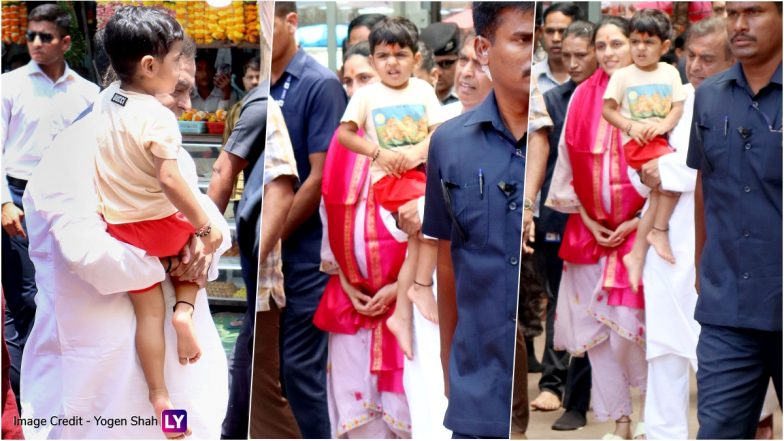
{"left": 95, "top": 7, "right": 222, "bottom": 432}
{"left": 337, "top": 16, "right": 444, "bottom": 359}
{"left": 602, "top": 8, "right": 686, "bottom": 292}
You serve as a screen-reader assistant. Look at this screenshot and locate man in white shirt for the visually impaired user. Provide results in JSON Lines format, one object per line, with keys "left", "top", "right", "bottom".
{"left": 19, "top": 40, "right": 230, "bottom": 439}
{"left": 0, "top": 3, "right": 98, "bottom": 407}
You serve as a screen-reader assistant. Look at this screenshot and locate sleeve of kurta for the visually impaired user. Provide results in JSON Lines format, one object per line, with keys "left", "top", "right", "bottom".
{"left": 2, "top": 91, "right": 12, "bottom": 205}
{"left": 49, "top": 206, "right": 166, "bottom": 295}
{"left": 33, "top": 128, "right": 165, "bottom": 294}
{"left": 658, "top": 150, "right": 697, "bottom": 193}
{"left": 544, "top": 111, "right": 580, "bottom": 213}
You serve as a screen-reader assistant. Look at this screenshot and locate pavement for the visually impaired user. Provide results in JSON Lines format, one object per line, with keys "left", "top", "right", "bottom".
{"left": 512, "top": 334, "right": 782, "bottom": 440}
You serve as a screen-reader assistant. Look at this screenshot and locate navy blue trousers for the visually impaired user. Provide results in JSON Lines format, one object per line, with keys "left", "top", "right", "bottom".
{"left": 221, "top": 236, "right": 257, "bottom": 439}
{"left": 279, "top": 260, "right": 330, "bottom": 439}
{"left": 2, "top": 181, "right": 36, "bottom": 412}
{"left": 696, "top": 323, "right": 782, "bottom": 439}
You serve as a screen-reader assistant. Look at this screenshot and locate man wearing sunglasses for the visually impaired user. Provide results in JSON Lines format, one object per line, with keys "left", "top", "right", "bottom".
{"left": 1, "top": 3, "right": 98, "bottom": 410}
{"left": 421, "top": 22, "right": 461, "bottom": 105}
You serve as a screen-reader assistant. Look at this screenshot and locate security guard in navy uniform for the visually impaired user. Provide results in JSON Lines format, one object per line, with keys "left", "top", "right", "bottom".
{"left": 423, "top": 2, "right": 534, "bottom": 438}
{"left": 686, "top": 2, "right": 782, "bottom": 439}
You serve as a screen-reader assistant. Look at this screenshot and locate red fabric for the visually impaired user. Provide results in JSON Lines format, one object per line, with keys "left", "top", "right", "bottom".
{"left": 106, "top": 212, "right": 193, "bottom": 258}
{"left": 2, "top": 294, "right": 23, "bottom": 439}
{"left": 314, "top": 131, "right": 408, "bottom": 393}
{"left": 560, "top": 69, "right": 647, "bottom": 308}
{"left": 106, "top": 213, "right": 193, "bottom": 294}
{"left": 623, "top": 136, "right": 673, "bottom": 170}
{"left": 372, "top": 170, "right": 427, "bottom": 213}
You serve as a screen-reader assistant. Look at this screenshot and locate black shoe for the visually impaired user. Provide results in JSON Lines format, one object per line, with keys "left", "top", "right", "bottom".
{"left": 551, "top": 409, "right": 587, "bottom": 431}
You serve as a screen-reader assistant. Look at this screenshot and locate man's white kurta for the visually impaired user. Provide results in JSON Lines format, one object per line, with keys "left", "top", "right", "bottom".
{"left": 640, "top": 84, "right": 701, "bottom": 362}
{"left": 20, "top": 112, "right": 230, "bottom": 439}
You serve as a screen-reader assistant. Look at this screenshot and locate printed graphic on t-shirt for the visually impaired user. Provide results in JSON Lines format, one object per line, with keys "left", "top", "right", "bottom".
{"left": 372, "top": 104, "right": 428, "bottom": 149}
{"left": 626, "top": 84, "right": 673, "bottom": 119}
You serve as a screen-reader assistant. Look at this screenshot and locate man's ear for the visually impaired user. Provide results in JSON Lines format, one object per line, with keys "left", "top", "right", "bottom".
{"left": 286, "top": 12, "right": 298, "bottom": 32}
{"left": 61, "top": 35, "right": 72, "bottom": 54}
{"left": 474, "top": 35, "right": 491, "bottom": 67}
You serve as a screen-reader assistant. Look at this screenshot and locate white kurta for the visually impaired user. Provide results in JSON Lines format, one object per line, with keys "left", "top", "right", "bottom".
{"left": 639, "top": 84, "right": 700, "bottom": 362}
{"left": 20, "top": 113, "right": 230, "bottom": 439}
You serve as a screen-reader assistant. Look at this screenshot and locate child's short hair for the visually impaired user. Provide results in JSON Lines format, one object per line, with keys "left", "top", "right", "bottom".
{"left": 103, "top": 6, "right": 184, "bottom": 83}
{"left": 368, "top": 16, "right": 419, "bottom": 55}
{"left": 629, "top": 8, "right": 672, "bottom": 43}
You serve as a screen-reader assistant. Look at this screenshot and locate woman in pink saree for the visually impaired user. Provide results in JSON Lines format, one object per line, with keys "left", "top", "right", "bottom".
{"left": 312, "top": 42, "right": 411, "bottom": 438}
{"left": 546, "top": 16, "right": 648, "bottom": 440}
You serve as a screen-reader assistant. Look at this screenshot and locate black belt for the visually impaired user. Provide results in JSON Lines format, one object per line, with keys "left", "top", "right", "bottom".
{"left": 6, "top": 176, "right": 28, "bottom": 190}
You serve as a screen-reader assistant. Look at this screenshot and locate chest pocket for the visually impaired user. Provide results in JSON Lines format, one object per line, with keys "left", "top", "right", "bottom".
{"left": 696, "top": 120, "right": 729, "bottom": 178}
{"left": 449, "top": 182, "right": 489, "bottom": 250}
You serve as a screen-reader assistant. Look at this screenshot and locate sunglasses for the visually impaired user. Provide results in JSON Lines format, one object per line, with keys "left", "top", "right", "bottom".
{"left": 436, "top": 58, "right": 457, "bottom": 70}
{"left": 26, "top": 31, "right": 57, "bottom": 44}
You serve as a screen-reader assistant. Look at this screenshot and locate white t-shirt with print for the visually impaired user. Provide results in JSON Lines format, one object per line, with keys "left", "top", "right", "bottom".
{"left": 341, "top": 77, "right": 444, "bottom": 183}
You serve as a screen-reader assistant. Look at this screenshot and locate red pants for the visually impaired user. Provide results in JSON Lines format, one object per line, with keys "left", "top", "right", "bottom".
{"left": 106, "top": 212, "right": 194, "bottom": 293}
{"left": 372, "top": 169, "right": 427, "bottom": 213}
{"left": 622, "top": 135, "right": 673, "bottom": 170}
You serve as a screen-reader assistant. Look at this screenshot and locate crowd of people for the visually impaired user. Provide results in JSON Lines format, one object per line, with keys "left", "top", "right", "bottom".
{"left": 1, "top": 3, "right": 265, "bottom": 439}
{"left": 1, "top": 1, "right": 780, "bottom": 440}
{"left": 522, "top": 1, "right": 781, "bottom": 439}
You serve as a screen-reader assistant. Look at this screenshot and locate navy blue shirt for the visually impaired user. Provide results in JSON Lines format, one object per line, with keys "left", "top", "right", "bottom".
{"left": 270, "top": 49, "right": 347, "bottom": 263}
{"left": 686, "top": 62, "right": 782, "bottom": 331}
{"left": 423, "top": 91, "right": 524, "bottom": 437}
{"left": 539, "top": 80, "right": 577, "bottom": 237}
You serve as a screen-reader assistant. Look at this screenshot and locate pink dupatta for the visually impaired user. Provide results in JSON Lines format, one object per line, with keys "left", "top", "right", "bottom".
{"left": 560, "top": 69, "right": 646, "bottom": 309}
{"left": 313, "top": 130, "right": 408, "bottom": 393}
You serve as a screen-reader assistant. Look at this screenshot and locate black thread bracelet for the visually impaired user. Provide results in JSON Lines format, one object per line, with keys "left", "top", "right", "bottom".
{"left": 414, "top": 280, "right": 434, "bottom": 287}
{"left": 165, "top": 257, "right": 173, "bottom": 273}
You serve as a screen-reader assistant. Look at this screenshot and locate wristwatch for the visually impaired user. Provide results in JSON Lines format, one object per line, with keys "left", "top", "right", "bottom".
{"left": 524, "top": 197, "right": 535, "bottom": 212}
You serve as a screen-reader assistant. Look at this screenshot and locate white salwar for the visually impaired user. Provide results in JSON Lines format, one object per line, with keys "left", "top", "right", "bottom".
{"left": 402, "top": 198, "right": 451, "bottom": 440}
{"left": 20, "top": 112, "right": 230, "bottom": 439}
{"left": 319, "top": 178, "right": 411, "bottom": 439}
{"left": 636, "top": 84, "right": 700, "bottom": 440}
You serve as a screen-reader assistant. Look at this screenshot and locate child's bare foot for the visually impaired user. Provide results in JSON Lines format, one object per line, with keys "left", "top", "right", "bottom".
{"left": 407, "top": 284, "right": 438, "bottom": 324}
{"left": 172, "top": 302, "right": 201, "bottom": 365}
{"left": 623, "top": 252, "right": 644, "bottom": 293}
{"left": 386, "top": 314, "right": 413, "bottom": 360}
{"left": 647, "top": 227, "right": 675, "bottom": 264}
{"left": 150, "top": 389, "right": 192, "bottom": 439}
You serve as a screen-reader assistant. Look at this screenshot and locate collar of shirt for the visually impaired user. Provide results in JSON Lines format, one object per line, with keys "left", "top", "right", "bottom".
{"left": 464, "top": 90, "right": 525, "bottom": 149}
{"left": 721, "top": 61, "right": 782, "bottom": 95}
{"left": 532, "top": 57, "right": 564, "bottom": 91}
{"left": 282, "top": 48, "right": 308, "bottom": 81}
{"left": 25, "top": 60, "right": 75, "bottom": 86}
